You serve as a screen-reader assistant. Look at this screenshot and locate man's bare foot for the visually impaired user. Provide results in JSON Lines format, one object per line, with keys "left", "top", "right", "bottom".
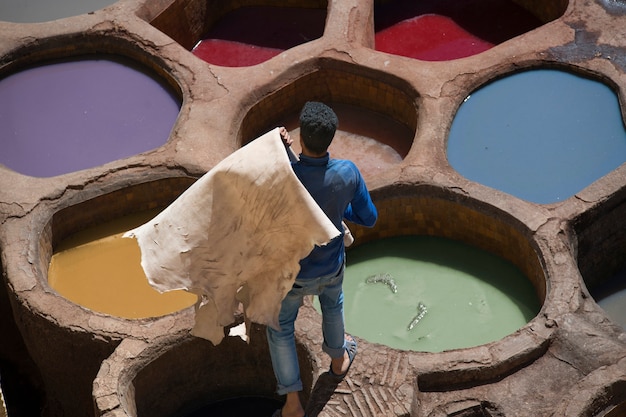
{"left": 273, "top": 391, "right": 305, "bottom": 417}
{"left": 329, "top": 335, "right": 357, "bottom": 379}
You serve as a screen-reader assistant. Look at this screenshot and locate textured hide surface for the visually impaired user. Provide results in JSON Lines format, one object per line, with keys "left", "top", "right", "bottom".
{"left": 124, "top": 128, "right": 340, "bottom": 344}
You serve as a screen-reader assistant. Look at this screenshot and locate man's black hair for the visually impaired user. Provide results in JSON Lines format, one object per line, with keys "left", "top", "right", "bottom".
{"left": 299, "top": 101, "right": 338, "bottom": 154}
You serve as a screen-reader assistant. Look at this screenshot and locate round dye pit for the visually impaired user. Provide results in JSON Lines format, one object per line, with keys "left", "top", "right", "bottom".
{"left": 575, "top": 190, "right": 626, "bottom": 331}
{"left": 45, "top": 177, "right": 198, "bottom": 319}
{"left": 373, "top": 0, "right": 565, "bottom": 61}
{"left": 591, "top": 266, "right": 626, "bottom": 330}
{"left": 240, "top": 64, "right": 417, "bottom": 181}
{"left": 9, "top": 176, "right": 199, "bottom": 417}
{"left": 0, "top": 55, "right": 181, "bottom": 177}
{"left": 606, "top": 402, "right": 626, "bottom": 417}
{"left": 182, "top": 397, "right": 282, "bottom": 417}
{"left": 447, "top": 68, "right": 626, "bottom": 204}
{"left": 276, "top": 102, "right": 412, "bottom": 179}
{"left": 338, "top": 235, "right": 540, "bottom": 352}
{"left": 192, "top": 6, "right": 326, "bottom": 67}
{"left": 2, "top": 1, "right": 626, "bottom": 416}
{"left": 98, "top": 328, "right": 310, "bottom": 417}
{"left": 48, "top": 209, "right": 197, "bottom": 319}
{"left": 334, "top": 189, "right": 546, "bottom": 354}
{"left": 148, "top": 1, "right": 327, "bottom": 64}
{"left": 0, "top": 0, "right": 117, "bottom": 23}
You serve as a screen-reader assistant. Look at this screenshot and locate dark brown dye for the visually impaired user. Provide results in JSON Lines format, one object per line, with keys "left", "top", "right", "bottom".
{"left": 180, "top": 397, "right": 282, "bottom": 417}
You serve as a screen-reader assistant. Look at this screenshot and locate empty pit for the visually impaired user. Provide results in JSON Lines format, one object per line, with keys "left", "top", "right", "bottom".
{"left": 239, "top": 61, "right": 418, "bottom": 182}
{"left": 94, "top": 326, "right": 313, "bottom": 417}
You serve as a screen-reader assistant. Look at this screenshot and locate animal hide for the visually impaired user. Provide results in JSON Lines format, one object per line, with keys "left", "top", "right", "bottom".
{"left": 124, "top": 128, "right": 341, "bottom": 344}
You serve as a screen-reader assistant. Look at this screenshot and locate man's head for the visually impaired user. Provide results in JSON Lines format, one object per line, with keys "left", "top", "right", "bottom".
{"left": 299, "top": 101, "right": 338, "bottom": 155}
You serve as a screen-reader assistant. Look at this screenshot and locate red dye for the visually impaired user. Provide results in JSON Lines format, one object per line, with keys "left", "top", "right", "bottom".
{"left": 192, "top": 6, "right": 325, "bottom": 67}
{"left": 374, "top": 0, "right": 543, "bottom": 61}
{"left": 192, "top": 2, "right": 543, "bottom": 65}
{"left": 192, "top": 40, "right": 282, "bottom": 67}
{"left": 375, "top": 14, "right": 493, "bottom": 61}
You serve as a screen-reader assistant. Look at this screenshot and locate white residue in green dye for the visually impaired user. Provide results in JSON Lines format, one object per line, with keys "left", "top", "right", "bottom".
{"left": 365, "top": 272, "right": 398, "bottom": 293}
{"left": 325, "top": 235, "right": 540, "bottom": 353}
{"left": 407, "top": 302, "right": 428, "bottom": 331}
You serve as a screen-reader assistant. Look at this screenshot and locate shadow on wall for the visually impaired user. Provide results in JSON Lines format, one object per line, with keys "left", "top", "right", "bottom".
{"left": 0, "top": 254, "right": 45, "bottom": 416}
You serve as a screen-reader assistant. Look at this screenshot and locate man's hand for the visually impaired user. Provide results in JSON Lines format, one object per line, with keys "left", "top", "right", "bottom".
{"left": 279, "top": 127, "right": 293, "bottom": 147}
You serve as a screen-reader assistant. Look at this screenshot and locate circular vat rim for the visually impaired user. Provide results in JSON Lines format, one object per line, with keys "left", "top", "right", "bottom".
{"left": 236, "top": 57, "right": 419, "bottom": 179}
{"left": 138, "top": 0, "right": 331, "bottom": 52}
{"left": 93, "top": 324, "right": 314, "bottom": 417}
{"left": 443, "top": 61, "right": 626, "bottom": 206}
{"left": 34, "top": 170, "right": 201, "bottom": 329}
{"left": 1, "top": 169, "right": 199, "bottom": 415}
{"left": 0, "top": 32, "right": 188, "bottom": 178}
{"left": 444, "top": 60, "right": 626, "bottom": 145}
{"left": 0, "top": 30, "right": 185, "bottom": 102}
{"left": 334, "top": 182, "right": 565, "bottom": 390}
{"left": 370, "top": 0, "right": 570, "bottom": 63}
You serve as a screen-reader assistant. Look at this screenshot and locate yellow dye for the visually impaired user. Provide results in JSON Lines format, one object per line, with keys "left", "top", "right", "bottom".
{"left": 48, "top": 210, "right": 197, "bottom": 319}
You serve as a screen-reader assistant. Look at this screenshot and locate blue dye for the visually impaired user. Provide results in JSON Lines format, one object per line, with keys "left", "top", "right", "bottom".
{"left": 447, "top": 69, "right": 626, "bottom": 204}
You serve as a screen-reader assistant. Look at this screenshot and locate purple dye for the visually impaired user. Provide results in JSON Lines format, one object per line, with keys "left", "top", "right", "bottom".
{"left": 0, "top": 56, "right": 181, "bottom": 177}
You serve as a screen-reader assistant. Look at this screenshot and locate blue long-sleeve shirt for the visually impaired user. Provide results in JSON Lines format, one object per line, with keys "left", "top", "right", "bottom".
{"left": 293, "top": 153, "right": 377, "bottom": 278}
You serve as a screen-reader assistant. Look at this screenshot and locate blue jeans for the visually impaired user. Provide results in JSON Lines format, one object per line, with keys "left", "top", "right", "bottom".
{"left": 267, "top": 262, "right": 347, "bottom": 395}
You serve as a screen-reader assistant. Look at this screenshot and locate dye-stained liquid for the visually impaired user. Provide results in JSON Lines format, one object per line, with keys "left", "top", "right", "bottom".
{"left": 48, "top": 210, "right": 197, "bottom": 319}
{"left": 327, "top": 236, "right": 540, "bottom": 353}
{"left": 605, "top": 401, "right": 626, "bottom": 417}
{"left": 282, "top": 103, "right": 413, "bottom": 181}
{"left": 192, "top": 6, "right": 326, "bottom": 67}
{"left": 447, "top": 69, "right": 626, "bottom": 204}
{"left": 183, "top": 397, "right": 282, "bottom": 417}
{"left": 375, "top": 14, "right": 494, "bottom": 61}
{"left": 0, "top": 57, "right": 180, "bottom": 177}
{"left": 591, "top": 266, "right": 626, "bottom": 330}
{"left": 0, "top": 0, "right": 116, "bottom": 22}
{"left": 374, "top": 0, "right": 543, "bottom": 61}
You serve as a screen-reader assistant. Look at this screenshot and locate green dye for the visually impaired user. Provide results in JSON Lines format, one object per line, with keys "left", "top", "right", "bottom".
{"left": 317, "top": 236, "right": 540, "bottom": 352}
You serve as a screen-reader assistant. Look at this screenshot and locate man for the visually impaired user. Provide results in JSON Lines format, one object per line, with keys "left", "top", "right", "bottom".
{"left": 268, "top": 102, "right": 378, "bottom": 417}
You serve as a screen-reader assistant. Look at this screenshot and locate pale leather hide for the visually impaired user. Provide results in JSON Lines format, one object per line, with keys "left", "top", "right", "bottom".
{"left": 124, "top": 128, "right": 341, "bottom": 344}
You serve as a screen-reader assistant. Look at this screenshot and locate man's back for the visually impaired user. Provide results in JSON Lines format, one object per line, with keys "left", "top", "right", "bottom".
{"left": 293, "top": 153, "right": 377, "bottom": 278}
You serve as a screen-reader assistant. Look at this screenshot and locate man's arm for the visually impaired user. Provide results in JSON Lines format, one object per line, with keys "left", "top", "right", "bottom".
{"left": 344, "top": 175, "right": 377, "bottom": 227}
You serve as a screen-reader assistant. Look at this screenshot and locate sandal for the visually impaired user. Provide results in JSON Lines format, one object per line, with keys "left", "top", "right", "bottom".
{"left": 329, "top": 336, "right": 357, "bottom": 380}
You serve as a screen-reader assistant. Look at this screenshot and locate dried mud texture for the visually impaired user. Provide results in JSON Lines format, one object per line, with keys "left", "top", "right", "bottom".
{"left": 0, "top": 0, "right": 625, "bottom": 416}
